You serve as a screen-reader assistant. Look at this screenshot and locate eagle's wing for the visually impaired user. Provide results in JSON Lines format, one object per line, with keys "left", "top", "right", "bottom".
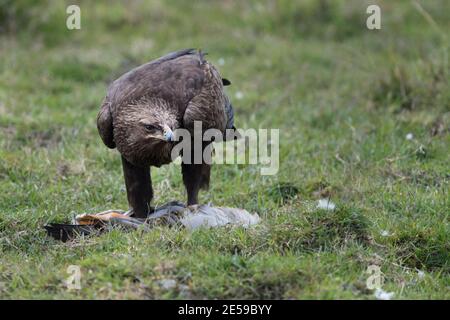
{"left": 224, "top": 94, "right": 235, "bottom": 130}
{"left": 182, "top": 58, "right": 228, "bottom": 134}
{"left": 97, "top": 99, "right": 115, "bottom": 148}
{"left": 96, "top": 49, "right": 206, "bottom": 148}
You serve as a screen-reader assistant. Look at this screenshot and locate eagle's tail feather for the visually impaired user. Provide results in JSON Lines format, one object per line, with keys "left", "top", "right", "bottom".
{"left": 198, "top": 49, "right": 208, "bottom": 65}
{"left": 153, "top": 48, "right": 196, "bottom": 64}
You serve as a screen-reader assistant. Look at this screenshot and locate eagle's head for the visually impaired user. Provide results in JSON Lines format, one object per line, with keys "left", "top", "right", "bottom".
{"left": 138, "top": 119, "right": 175, "bottom": 144}
{"left": 114, "top": 98, "right": 179, "bottom": 167}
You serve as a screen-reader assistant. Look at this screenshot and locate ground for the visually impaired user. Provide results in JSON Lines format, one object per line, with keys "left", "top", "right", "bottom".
{"left": 0, "top": 0, "right": 448, "bottom": 299}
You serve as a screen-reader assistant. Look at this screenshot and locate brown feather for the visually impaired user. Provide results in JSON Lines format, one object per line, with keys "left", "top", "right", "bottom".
{"left": 96, "top": 99, "right": 115, "bottom": 149}
{"left": 183, "top": 62, "right": 227, "bottom": 133}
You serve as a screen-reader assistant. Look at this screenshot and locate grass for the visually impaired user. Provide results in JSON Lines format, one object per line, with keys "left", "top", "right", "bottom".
{"left": 0, "top": 0, "right": 449, "bottom": 299}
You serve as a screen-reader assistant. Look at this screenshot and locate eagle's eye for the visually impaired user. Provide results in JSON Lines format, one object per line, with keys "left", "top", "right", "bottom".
{"left": 143, "top": 124, "right": 161, "bottom": 132}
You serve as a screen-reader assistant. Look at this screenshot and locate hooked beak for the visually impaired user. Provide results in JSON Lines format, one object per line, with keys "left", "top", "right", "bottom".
{"left": 163, "top": 126, "right": 174, "bottom": 142}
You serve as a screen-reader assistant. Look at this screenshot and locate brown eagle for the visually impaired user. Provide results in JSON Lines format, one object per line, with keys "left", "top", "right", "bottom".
{"left": 97, "top": 49, "right": 236, "bottom": 218}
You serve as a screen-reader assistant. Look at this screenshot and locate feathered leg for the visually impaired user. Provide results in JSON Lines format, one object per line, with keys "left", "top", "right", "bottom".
{"left": 121, "top": 156, "right": 153, "bottom": 218}
{"left": 181, "top": 142, "right": 211, "bottom": 205}
{"left": 182, "top": 163, "right": 211, "bottom": 205}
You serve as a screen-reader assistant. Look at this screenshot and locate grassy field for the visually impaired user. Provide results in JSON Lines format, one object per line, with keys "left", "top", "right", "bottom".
{"left": 0, "top": 0, "right": 449, "bottom": 299}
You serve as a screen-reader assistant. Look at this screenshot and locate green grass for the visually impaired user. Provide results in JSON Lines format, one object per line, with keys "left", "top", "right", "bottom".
{"left": 0, "top": 0, "right": 449, "bottom": 299}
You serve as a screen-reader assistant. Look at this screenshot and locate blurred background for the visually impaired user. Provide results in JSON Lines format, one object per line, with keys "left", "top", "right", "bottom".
{"left": 0, "top": 0, "right": 448, "bottom": 299}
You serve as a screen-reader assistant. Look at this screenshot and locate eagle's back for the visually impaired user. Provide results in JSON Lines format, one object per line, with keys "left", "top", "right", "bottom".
{"left": 106, "top": 49, "right": 206, "bottom": 118}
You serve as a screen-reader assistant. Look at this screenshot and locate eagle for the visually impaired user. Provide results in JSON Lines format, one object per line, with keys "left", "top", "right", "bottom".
{"left": 97, "top": 49, "right": 236, "bottom": 218}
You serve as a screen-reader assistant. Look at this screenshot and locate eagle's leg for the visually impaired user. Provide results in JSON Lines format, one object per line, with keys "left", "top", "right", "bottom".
{"left": 181, "top": 141, "right": 212, "bottom": 205}
{"left": 121, "top": 156, "right": 153, "bottom": 218}
{"left": 182, "top": 163, "right": 211, "bottom": 205}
